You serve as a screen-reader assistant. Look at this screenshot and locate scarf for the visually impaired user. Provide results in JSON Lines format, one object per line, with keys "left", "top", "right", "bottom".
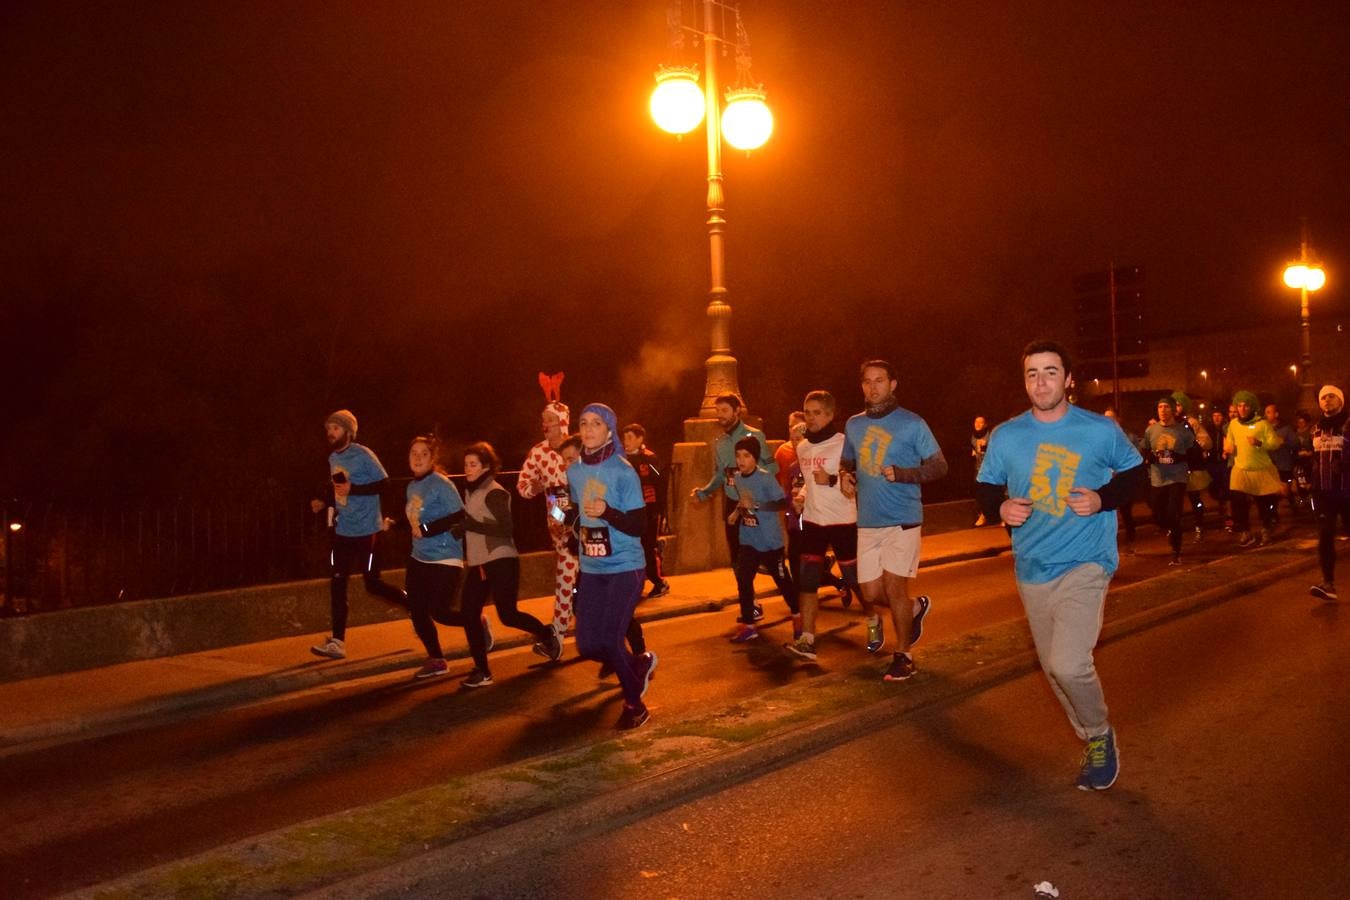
{"left": 805, "top": 422, "right": 839, "bottom": 443}
{"left": 865, "top": 396, "right": 899, "bottom": 419}
{"left": 582, "top": 442, "right": 617, "bottom": 466}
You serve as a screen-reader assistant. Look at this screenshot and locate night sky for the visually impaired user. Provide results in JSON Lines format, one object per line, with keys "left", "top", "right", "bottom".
{"left": 3, "top": 0, "right": 1347, "bottom": 499}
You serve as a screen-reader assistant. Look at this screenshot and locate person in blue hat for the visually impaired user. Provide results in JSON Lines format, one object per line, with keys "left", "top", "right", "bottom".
{"left": 566, "top": 403, "right": 658, "bottom": 730}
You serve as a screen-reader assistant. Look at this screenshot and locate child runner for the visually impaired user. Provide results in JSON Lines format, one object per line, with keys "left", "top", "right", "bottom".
{"left": 728, "top": 436, "right": 796, "bottom": 643}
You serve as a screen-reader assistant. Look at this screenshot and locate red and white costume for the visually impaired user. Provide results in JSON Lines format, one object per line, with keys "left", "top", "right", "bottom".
{"left": 517, "top": 379, "right": 577, "bottom": 635}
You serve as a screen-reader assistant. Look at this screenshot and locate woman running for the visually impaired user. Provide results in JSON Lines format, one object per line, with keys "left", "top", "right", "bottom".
{"left": 403, "top": 435, "right": 493, "bottom": 680}
{"left": 460, "top": 441, "right": 561, "bottom": 687}
{"left": 565, "top": 403, "right": 657, "bottom": 729}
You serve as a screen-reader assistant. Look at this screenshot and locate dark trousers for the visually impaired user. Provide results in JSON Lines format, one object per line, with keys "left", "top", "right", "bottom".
{"left": 1313, "top": 492, "right": 1350, "bottom": 583}
{"left": 461, "top": 557, "right": 549, "bottom": 674}
{"left": 1186, "top": 490, "right": 1206, "bottom": 530}
{"left": 330, "top": 533, "right": 406, "bottom": 640}
{"left": 722, "top": 496, "right": 741, "bottom": 562}
{"left": 405, "top": 558, "right": 469, "bottom": 660}
{"left": 576, "top": 569, "right": 647, "bottom": 707}
{"left": 641, "top": 504, "right": 664, "bottom": 587}
{"left": 735, "top": 546, "right": 796, "bottom": 621}
{"left": 573, "top": 579, "right": 646, "bottom": 655}
{"left": 1117, "top": 501, "right": 1136, "bottom": 544}
{"left": 1150, "top": 482, "right": 1187, "bottom": 555}
{"left": 1231, "top": 492, "right": 1277, "bottom": 533}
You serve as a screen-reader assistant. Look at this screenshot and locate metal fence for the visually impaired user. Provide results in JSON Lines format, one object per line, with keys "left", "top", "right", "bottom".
{"left": 0, "top": 471, "right": 557, "bottom": 617}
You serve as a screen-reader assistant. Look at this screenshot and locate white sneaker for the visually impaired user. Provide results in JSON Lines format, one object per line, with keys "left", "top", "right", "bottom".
{"left": 310, "top": 636, "right": 346, "bottom": 659}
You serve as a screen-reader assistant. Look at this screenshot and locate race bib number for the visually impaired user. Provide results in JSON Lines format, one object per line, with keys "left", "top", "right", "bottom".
{"left": 581, "top": 526, "right": 613, "bottom": 558}
{"left": 1156, "top": 448, "right": 1175, "bottom": 465}
{"left": 741, "top": 509, "right": 760, "bottom": 528}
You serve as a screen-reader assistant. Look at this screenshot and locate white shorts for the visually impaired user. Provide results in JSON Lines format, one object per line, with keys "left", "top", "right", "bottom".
{"left": 857, "top": 525, "right": 922, "bottom": 583}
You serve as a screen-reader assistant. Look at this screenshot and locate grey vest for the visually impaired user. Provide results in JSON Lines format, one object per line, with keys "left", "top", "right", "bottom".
{"left": 463, "top": 479, "right": 518, "bottom": 566}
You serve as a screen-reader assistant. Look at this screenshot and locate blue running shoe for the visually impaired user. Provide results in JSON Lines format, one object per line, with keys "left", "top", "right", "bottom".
{"left": 1076, "top": 727, "right": 1120, "bottom": 791}
{"left": 730, "top": 624, "right": 759, "bottom": 643}
{"left": 909, "top": 595, "right": 931, "bottom": 646}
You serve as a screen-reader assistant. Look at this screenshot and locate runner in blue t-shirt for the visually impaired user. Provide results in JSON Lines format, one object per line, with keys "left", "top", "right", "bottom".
{"left": 727, "top": 437, "right": 796, "bottom": 644}
{"left": 808, "top": 361, "right": 945, "bottom": 683}
{"left": 566, "top": 403, "right": 658, "bottom": 731}
{"left": 310, "top": 409, "right": 408, "bottom": 661}
{"left": 975, "top": 340, "right": 1145, "bottom": 792}
{"left": 402, "top": 434, "right": 495, "bottom": 681}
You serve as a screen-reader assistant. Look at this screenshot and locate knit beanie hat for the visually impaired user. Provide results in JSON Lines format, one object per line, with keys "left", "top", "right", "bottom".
{"left": 734, "top": 435, "right": 762, "bottom": 458}
{"left": 325, "top": 409, "right": 358, "bottom": 438}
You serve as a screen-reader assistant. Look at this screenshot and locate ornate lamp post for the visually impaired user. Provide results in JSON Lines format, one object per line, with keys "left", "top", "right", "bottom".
{"left": 650, "top": 1, "right": 773, "bottom": 434}
{"left": 1283, "top": 219, "right": 1327, "bottom": 413}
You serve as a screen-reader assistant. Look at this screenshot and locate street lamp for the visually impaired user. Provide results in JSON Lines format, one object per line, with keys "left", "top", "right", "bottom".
{"left": 2, "top": 510, "right": 20, "bottom": 617}
{"left": 650, "top": 1, "right": 773, "bottom": 429}
{"left": 1282, "top": 218, "right": 1327, "bottom": 412}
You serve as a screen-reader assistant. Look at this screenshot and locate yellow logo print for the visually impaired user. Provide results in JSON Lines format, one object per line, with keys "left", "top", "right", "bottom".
{"left": 1029, "top": 443, "right": 1081, "bottom": 518}
{"left": 858, "top": 426, "right": 893, "bottom": 477}
{"left": 583, "top": 478, "right": 609, "bottom": 508}
{"left": 406, "top": 493, "right": 424, "bottom": 531}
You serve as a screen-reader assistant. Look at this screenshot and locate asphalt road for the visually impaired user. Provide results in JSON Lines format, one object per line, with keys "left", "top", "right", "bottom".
{"left": 0, "top": 528, "right": 1296, "bottom": 898}
{"left": 441, "top": 552, "right": 1349, "bottom": 899}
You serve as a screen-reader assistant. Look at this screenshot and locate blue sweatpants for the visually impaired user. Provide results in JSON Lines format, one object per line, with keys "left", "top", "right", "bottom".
{"left": 575, "top": 568, "right": 646, "bottom": 706}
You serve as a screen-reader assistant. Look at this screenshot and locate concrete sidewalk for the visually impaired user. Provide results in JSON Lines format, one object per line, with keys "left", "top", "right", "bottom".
{"left": 0, "top": 525, "right": 1013, "bottom": 756}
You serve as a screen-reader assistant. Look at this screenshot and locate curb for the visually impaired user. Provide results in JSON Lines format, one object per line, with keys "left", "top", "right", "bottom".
{"left": 71, "top": 543, "right": 1311, "bottom": 900}
{"left": 5, "top": 545, "right": 1010, "bottom": 757}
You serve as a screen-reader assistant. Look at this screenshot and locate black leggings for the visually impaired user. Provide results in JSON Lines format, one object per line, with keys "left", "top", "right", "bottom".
{"left": 735, "top": 546, "right": 796, "bottom": 622}
{"left": 1150, "top": 482, "right": 1186, "bottom": 555}
{"left": 1231, "top": 491, "right": 1277, "bottom": 533}
{"left": 405, "top": 558, "right": 480, "bottom": 660}
{"left": 330, "top": 533, "right": 407, "bottom": 640}
{"left": 1314, "top": 492, "right": 1350, "bottom": 583}
{"left": 461, "top": 557, "right": 549, "bottom": 674}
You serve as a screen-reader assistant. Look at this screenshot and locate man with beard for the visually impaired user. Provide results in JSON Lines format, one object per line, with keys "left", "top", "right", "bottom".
{"left": 975, "top": 340, "right": 1144, "bottom": 790}
{"left": 692, "top": 394, "right": 777, "bottom": 618}
{"left": 836, "top": 362, "right": 947, "bottom": 681}
{"left": 311, "top": 409, "right": 406, "bottom": 660}
{"left": 1309, "top": 385, "right": 1349, "bottom": 601}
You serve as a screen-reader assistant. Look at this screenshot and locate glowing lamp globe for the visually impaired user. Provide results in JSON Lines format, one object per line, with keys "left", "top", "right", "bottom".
{"left": 721, "top": 88, "right": 773, "bottom": 151}
{"left": 650, "top": 67, "right": 705, "bottom": 135}
{"left": 1284, "top": 264, "right": 1327, "bottom": 291}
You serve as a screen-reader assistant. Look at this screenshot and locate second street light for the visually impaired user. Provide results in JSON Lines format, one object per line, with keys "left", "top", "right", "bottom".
{"left": 650, "top": 1, "right": 773, "bottom": 438}
{"left": 1282, "top": 219, "right": 1327, "bottom": 413}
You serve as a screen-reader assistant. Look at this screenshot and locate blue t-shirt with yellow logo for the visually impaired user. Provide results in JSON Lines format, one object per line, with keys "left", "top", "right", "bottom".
{"left": 842, "top": 406, "right": 941, "bottom": 528}
{"left": 406, "top": 472, "right": 465, "bottom": 564}
{"left": 567, "top": 452, "right": 645, "bottom": 574}
{"left": 329, "top": 443, "right": 388, "bottom": 537}
{"left": 732, "top": 467, "right": 786, "bottom": 551}
{"left": 977, "top": 405, "right": 1143, "bottom": 584}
